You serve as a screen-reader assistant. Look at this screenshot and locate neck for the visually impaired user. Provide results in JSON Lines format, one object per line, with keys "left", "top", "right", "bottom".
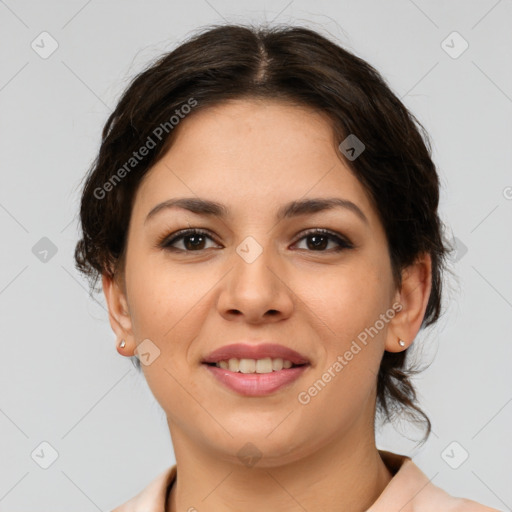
{"left": 166, "top": 420, "right": 393, "bottom": 512}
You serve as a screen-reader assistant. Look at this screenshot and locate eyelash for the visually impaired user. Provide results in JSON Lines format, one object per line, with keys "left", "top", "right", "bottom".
{"left": 157, "top": 228, "right": 353, "bottom": 253}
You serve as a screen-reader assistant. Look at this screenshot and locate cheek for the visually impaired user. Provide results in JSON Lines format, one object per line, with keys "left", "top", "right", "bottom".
{"left": 126, "top": 258, "right": 222, "bottom": 390}
{"left": 127, "top": 258, "right": 205, "bottom": 335}
{"left": 295, "top": 273, "right": 387, "bottom": 424}
{"left": 294, "top": 261, "right": 390, "bottom": 400}
{"left": 299, "top": 258, "right": 391, "bottom": 341}
{"left": 127, "top": 264, "right": 211, "bottom": 413}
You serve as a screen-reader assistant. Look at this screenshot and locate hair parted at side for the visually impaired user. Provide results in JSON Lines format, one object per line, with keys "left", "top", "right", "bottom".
{"left": 74, "top": 22, "right": 450, "bottom": 444}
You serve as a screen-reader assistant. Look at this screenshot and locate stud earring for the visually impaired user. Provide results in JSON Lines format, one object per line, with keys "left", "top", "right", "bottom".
{"left": 398, "top": 339, "right": 406, "bottom": 347}
{"left": 119, "top": 339, "right": 126, "bottom": 349}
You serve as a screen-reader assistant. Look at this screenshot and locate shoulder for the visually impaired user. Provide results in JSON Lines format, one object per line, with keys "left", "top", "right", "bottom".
{"left": 420, "top": 484, "right": 501, "bottom": 511}
{"left": 372, "top": 451, "right": 502, "bottom": 512}
{"left": 445, "top": 497, "right": 502, "bottom": 511}
{"left": 111, "top": 465, "right": 177, "bottom": 512}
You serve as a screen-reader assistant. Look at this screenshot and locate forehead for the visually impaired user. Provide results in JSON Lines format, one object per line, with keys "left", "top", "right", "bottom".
{"left": 133, "top": 99, "right": 378, "bottom": 226}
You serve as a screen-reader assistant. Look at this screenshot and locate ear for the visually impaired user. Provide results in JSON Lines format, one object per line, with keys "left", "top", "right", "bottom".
{"left": 385, "top": 252, "right": 432, "bottom": 353}
{"left": 102, "top": 273, "right": 134, "bottom": 356}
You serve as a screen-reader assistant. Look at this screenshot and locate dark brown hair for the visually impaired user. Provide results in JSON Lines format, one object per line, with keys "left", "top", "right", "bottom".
{"left": 74, "top": 23, "right": 449, "bottom": 443}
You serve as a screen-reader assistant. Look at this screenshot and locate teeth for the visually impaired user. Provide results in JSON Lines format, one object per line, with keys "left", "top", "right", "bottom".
{"left": 256, "top": 358, "right": 273, "bottom": 373}
{"left": 239, "top": 358, "right": 256, "bottom": 373}
{"left": 272, "top": 358, "right": 284, "bottom": 371}
{"left": 215, "top": 357, "right": 297, "bottom": 374}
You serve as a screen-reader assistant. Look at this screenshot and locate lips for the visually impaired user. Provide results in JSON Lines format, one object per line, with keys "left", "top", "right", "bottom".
{"left": 202, "top": 343, "right": 310, "bottom": 366}
{"left": 202, "top": 343, "right": 311, "bottom": 396}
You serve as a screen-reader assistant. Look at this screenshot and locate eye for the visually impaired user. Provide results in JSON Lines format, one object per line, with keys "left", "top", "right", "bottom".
{"left": 158, "top": 228, "right": 353, "bottom": 253}
{"left": 158, "top": 228, "right": 219, "bottom": 252}
{"left": 292, "top": 229, "right": 353, "bottom": 252}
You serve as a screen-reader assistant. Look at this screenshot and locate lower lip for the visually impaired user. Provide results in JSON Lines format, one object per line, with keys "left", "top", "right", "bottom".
{"left": 203, "top": 363, "right": 310, "bottom": 396}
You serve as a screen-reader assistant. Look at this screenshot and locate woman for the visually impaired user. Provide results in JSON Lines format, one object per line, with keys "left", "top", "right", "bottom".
{"left": 74, "top": 23, "right": 500, "bottom": 512}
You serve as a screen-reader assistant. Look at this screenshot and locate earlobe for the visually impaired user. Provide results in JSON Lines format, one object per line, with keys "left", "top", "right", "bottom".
{"left": 385, "top": 252, "right": 432, "bottom": 353}
{"left": 102, "top": 273, "right": 134, "bottom": 355}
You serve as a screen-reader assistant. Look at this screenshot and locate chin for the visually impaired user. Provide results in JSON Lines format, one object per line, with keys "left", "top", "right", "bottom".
{"left": 204, "top": 428, "right": 313, "bottom": 468}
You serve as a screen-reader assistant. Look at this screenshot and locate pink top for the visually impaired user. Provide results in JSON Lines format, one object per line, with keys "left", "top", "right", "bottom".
{"left": 111, "top": 450, "right": 501, "bottom": 511}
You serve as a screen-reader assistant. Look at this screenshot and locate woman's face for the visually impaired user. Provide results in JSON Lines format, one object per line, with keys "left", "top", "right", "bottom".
{"left": 106, "top": 99, "right": 404, "bottom": 465}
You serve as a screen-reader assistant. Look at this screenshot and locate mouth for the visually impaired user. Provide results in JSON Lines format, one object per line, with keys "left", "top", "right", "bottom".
{"left": 201, "top": 343, "right": 311, "bottom": 396}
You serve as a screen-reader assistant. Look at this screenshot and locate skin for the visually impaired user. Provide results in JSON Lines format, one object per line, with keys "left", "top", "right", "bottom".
{"left": 103, "top": 99, "right": 432, "bottom": 512}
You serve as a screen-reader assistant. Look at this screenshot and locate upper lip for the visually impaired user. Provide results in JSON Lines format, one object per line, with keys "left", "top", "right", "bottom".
{"left": 202, "top": 343, "right": 310, "bottom": 365}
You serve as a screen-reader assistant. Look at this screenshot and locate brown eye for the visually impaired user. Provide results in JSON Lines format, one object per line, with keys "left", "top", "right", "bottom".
{"left": 159, "top": 229, "right": 219, "bottom": 252}
{"left": 293, "top": 229, "right": 353, "bottom": 252}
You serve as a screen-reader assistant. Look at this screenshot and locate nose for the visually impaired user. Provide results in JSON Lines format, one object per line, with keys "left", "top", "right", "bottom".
{"left": 217, "top": 243, "right": 294, "bottom": 324}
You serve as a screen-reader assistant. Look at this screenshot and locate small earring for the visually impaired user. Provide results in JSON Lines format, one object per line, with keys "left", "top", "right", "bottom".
{"left": 398, "top": 339, "right": 406, "bottom": 347}
{"left": 119, "top": 339, "right": 126, "bottom": 349}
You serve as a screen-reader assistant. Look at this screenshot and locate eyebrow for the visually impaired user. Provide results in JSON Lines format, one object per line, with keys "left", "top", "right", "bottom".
{"left": 144, "top": 197, "right": 369, "bottom": 225}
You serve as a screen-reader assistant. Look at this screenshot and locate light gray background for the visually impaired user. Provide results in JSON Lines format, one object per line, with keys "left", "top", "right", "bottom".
{"left": 1, "top": 1, "right": 511, "bottom": 510}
